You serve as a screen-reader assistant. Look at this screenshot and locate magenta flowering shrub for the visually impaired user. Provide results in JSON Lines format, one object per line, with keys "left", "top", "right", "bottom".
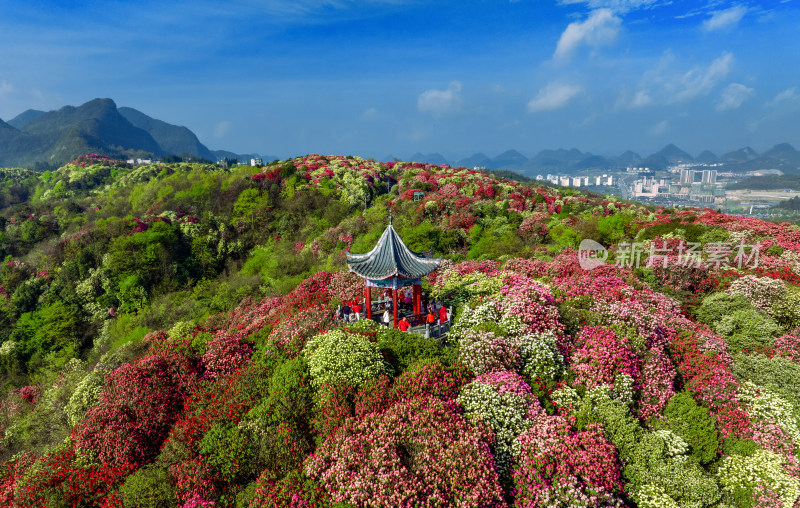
{"left": 269, "top": 305, "right": 336, "bottom": 353}
{"left": 391, "top": 359, "right": 469, "bottom": 404}
{"left": 327, "top": 270, "right": 364, "bottom": 302}
{"left": 513, "top": 416, "right": 623, "bottom": 506}
{"left": 637, "top": 341, "right": 676, "bottom": 421}
{"left": 669, "top": 331, "right": 751, "bottom": 440}
{"left": 169, "top": 455, "right": 218, "bottom": 506}
{"left": 570, "top": 327, "right": 640, "bottom": 390}
{"left": 202, "top": 330, "right": 253, "bottom": 379}
{"left": 459, "top": 330, "right": 520, "bottom": 375}
{"left": 74, "top": 354, "right": 191, "bottom": 466}
{"left": 305, "top": 396, "right": 504, "bottom": 507}
{"left": 497, "top": 276, "right": 564, "bottom": 337}
{"left": 772, "top": 331, "right": 800, "bottom": 361}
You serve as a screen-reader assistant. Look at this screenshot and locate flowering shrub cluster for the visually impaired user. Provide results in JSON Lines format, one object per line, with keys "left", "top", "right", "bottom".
{"left": 303, "top": 330, "right": 385, "bottom": 388}
{"left": 570, "top": 326, "right": 640, "bottom": 390}
{"left": 513, "top": 416, "right": 623, "bottom": 506}
{"left": 457, "top": 371, "right": 538, "bottom": 477}
{"left": 305, "top": 396, "right": 504, "bottom": 507}
{"left": 10, "top": 155, "right": 800, "bottom": 507}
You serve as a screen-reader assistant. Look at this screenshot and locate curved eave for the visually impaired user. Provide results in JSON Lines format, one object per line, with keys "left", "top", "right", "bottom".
{"left": 346, "top": 225, "right": 441, "bottom": 280}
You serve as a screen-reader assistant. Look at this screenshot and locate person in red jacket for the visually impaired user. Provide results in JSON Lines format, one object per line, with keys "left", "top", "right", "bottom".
{"left": 426, "top": 310, "right": 436, "bottom": 324}
{"left": 438, "top": 305, "right": 448, "bottom": 323}
{"left": 398, "top": 316, "right": 411, "bottom": 332}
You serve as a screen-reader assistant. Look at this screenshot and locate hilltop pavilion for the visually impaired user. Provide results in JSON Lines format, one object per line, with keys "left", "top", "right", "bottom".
{"left": 346, "top": 216, "right": 441, "bottom": 328}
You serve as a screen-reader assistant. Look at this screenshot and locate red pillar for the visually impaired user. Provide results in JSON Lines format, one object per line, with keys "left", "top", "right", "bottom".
{"left": 413, "top": 284, "right": 421, "bottom": 315}
{"left": 392, "top": 288, "right": 398, "bottom": 329}
{"left": 365, "top": 286, "right": 372, "bottom": 320}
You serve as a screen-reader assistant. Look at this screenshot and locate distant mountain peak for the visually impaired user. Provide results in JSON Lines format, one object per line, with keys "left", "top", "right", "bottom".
{"left": 8, "top": 109, "right": 45, "bottom": 130}
{"left": 654, "top": 143, "right": 693, "bottom": 163}
{"left": 695, "top": 150, "right": 719, "bottom": 163}
{"left": 119, "top": 106, "right": 214, "bottom": 160}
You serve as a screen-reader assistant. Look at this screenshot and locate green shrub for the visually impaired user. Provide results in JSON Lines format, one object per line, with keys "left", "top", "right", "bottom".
{"left": 376, "top": 327, "right": 445, "bottom": 375}
{"left": 694, "top": 292, "right": 752, "bottom": 327}
{"left": 655, "top": 391, "right": 719, "bottom": 465}
{"left": 731, "top": 353, "right": 800, "bottom": 413}
{"left": 200, "top": 421, "right": 254, "bottom": 482}
{"left": 119, "top": 464, "right": 176, "bottom": 508}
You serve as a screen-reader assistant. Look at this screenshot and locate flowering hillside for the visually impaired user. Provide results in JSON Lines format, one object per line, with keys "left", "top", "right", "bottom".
{"left": 0, "top": 154, "right": 798, "bottom": 506}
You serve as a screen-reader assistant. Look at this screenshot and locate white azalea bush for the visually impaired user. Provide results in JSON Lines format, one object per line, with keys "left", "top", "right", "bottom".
{"left": 303, "top": 329, "right": 385, "bottom": 388}
{"left": 457, "top": 371, "right": 539, "bottom": 477}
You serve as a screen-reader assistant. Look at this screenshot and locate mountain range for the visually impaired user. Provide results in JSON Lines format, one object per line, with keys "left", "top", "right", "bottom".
{"left": 2, "top": 97, "right": 799, "bottom": 174}
{"left": 0, "top": 98, "right": 275, "bottom": 169}
{"left": 389, "top": 142, "right": 800, "bottom": 175}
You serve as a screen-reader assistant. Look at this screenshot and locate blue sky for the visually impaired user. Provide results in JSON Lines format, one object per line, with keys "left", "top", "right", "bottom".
{"left": 1, "top": 0, "right": 798, "bottom": 160}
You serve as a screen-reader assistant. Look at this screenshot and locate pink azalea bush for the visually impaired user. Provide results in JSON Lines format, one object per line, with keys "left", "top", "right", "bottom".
{"left": 570, "top": 327, "right": 640, "bottom": 390}
{"left": 305, "top": 396, "right": 504, "bottom": 507}
{"left": 459, "top": 330, "right": 521, "bottom": 375}
{"left": 513, "top": 415, "right": 624, "bottom": 507}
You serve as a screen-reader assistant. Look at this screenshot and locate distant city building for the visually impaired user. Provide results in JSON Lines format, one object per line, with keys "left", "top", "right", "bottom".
{"left": 250, "top": 158, "right": 263, "bottom": 167}
{"left": 701, "top": 169, "right": 717, "bottom": 185}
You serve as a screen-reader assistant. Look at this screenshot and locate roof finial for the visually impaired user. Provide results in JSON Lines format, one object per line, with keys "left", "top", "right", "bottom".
{"left": 388, "top": 209, "right": 393, "bottom": 226}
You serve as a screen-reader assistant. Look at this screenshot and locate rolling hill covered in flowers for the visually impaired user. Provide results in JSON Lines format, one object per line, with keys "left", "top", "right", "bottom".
{"left": 0, "top": 154, "right": 798, "bottom": 506}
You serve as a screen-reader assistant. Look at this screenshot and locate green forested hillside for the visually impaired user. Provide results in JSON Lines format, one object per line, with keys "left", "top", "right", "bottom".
{"left": 1, "top": 153, "right": 800, "bottom": 506}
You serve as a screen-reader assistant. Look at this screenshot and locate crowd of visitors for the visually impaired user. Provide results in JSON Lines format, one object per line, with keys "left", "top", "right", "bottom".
{"left": 334, "top": 288, "right": 450, "bottom": 332}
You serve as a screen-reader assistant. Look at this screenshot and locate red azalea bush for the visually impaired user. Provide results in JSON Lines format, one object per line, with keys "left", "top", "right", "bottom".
{"left": 74, "top": 353, "right": 193, "bottom": 467}
{"left": 391, "top": 359, "right": 469, "bottom": 403}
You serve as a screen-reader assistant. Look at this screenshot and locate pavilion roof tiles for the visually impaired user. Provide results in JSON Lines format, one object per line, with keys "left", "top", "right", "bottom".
{"left": 346, "top": 224, "right": 441, "bottom": 280}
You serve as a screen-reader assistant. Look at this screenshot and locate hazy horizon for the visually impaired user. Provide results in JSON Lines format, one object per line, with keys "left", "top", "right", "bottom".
{"left": 1, "top": 0, "right": 798, "bottom": 160}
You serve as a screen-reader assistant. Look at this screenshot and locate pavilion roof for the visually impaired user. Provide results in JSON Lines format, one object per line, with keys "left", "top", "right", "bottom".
{"left": 346, "top": 224, "right": 441, "bottom": 280}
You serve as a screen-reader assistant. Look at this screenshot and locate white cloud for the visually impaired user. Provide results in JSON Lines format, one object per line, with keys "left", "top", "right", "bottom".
{"left": 649, "top": 119, "right": 669, "bottom": 136}
{"left": 672, "top": 51, "right": 734, "bottom": 102}
{"left": 527, "top": 82, "right": 582, "bottom": 112}
{"left": 361, "top": 107, "right": 379, "bottom": 121}
{"left": 0, "top": 80, "right": 15, "bottom": 99}
{"left": 766, "top": 87, "right": 798, "bottom": 107}
{"left": 558, "top": 0, "right": 660, "bottom": 14}
{"left": 629, "top": 90, "right": 653, "bottom": 108}
{"left": 554, "top": 8, "right": 621, "bottom": 61}
{"left": 417, "top": 81, "right": 462, "bottom": 117}
{"left": 214, "top": 120, "right": 231, "bottom": 138}
{"left": 703, "top": 5, "right": 748, "bottom": 31}
{"left": 716, "top": 82, "right": 754, "bottom": 111}
{"left": 749, "top": 87, "right": 800, "bottom": 131}
{"left": 617, "top": 51, "right": 734, "bottom": 109}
